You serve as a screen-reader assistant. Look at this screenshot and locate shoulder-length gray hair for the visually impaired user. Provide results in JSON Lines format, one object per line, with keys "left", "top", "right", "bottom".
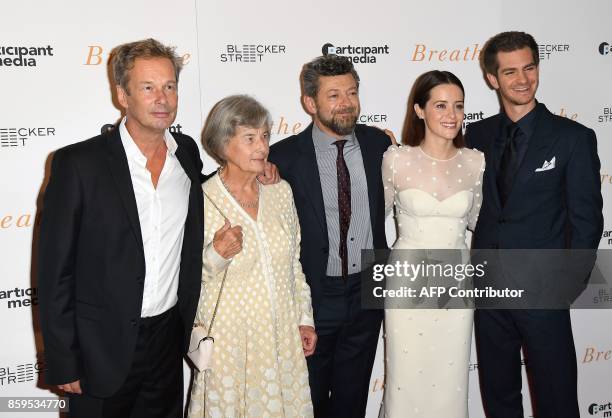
{"left": 202, "top": 95, "right": 271, "bottom": 165}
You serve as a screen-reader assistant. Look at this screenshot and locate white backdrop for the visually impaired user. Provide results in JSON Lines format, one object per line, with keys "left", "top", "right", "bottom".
{"left": 2, "top": 0, "right": 611, "bottom": 416}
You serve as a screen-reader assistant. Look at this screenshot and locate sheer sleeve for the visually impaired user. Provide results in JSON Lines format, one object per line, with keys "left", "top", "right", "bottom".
{"left": 382, "top": 144, "right": 400, "bottom": 217}
{"left": 468, "top": 151, "right": 485, "bottom": 231}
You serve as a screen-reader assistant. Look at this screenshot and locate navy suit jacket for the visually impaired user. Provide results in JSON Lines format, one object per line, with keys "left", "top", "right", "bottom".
{"left": 465, "top": 104, "right": 603, "bottom": 250}
{"left": 268, "top": 123, "right": 391, "bottom": 316}
{"left": 38, "top": 127, "right": 204, "bottom": 397}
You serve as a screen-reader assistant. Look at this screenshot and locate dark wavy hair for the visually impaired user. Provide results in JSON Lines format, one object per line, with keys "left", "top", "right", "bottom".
{"left": 301, "top": 54, "right": 360, "bottom": 98}
{"left": 482, "top": 31, "right": 539, "bottom": 76}
{"left": 401, "top": 70, "right": 465, "bottom": 147}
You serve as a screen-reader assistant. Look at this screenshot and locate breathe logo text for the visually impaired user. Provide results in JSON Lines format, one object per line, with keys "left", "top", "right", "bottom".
{"left": 85, "top": 46, "right": 191, "bottom": 66}
{"left": 582, "top": 345, "right": 611, "bottom": 363}
{"left": 410, "top": 43, "right": 481, "bottom": 62}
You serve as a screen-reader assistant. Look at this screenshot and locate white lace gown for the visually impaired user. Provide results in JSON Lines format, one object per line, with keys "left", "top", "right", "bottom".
{"left": 380, "top": 145, "right": 485, "bottom": 418}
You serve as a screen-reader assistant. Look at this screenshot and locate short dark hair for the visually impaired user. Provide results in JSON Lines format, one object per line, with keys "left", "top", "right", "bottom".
{"left": 111, "top": 38, "right": 183, "bottom": 93}
{"left": 301, "top": 54, "right": 360, "bottom": 97}
{"left": 402, "top": 70, "right": 465, "bottom": 148}
{"left": 482, "top": 31, "right": 539, "bottom": 75}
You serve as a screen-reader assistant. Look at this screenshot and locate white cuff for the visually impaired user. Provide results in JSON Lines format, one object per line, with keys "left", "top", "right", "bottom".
{"left": 299, "top": 314, "right": 315, "bottom": 329}
{"left": 203, "top": 241, "right": 232, "bottom": 277}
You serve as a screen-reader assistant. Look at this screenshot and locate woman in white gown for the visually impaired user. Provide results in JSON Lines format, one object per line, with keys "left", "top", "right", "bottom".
{"left": 381, "top": 70, "right": 485, "bottom": 417}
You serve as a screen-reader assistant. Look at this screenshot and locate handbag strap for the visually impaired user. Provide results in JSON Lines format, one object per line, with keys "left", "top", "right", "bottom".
{"left": 202, "top": 186, "right": 232, "bottom": 339}
{"left": 206, "top": 264, "right": 228, "bottom": 338}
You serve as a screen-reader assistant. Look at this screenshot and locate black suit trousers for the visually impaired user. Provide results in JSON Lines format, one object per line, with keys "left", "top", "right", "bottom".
{"left": 68, "top": 306, "right": 183, "bottom": 418}
{"left": 307, "top": 273, "right": 382, "bottom": 418}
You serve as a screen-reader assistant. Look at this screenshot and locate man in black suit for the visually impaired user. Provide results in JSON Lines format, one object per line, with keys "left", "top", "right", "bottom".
{"left": 268, "top": 55, "right": 391, "bottom": 417}
{"left": 466, "top": 31, "right": 603, "bottom": 418}
{"left": 37, "top": 39, "right": 204, "bottom": 418}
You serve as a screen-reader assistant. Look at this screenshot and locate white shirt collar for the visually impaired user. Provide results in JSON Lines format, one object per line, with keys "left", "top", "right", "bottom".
{"left": 312, "top": 122, "right": 355, "bottom": 153}
{"left": 119, "top": 117, "right": 178, "bottom": 163}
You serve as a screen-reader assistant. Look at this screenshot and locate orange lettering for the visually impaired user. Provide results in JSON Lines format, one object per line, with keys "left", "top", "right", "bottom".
{"left": 412, "top": 44, "right": 426, "bottom": 61}
{"left": 276, "top": 116, "right": 289, "bottom": 135}
{"left": 582, "top": 347, "right": 594, "bottom": 363}
{"left": 0, "top": 216, "right": 13, "bottom": 228}
{"left": 84, "top": 45, "right": 104, "bottom": 65}
{"left": 16, "top": 214, "right": 32, "bottom": 228}
{"left": 472, "top": 43, "right": 482, "bottom": 60}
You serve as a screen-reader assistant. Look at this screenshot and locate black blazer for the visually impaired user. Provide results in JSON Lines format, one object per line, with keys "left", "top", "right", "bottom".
{"left": 268, "top": 123, "right": 391, "bottom": 315}
{"left": 465, "top": 104, "right": 603, "bottom": 250}
{"left": 38, "top": 127, "right": 204, "bottom": 397}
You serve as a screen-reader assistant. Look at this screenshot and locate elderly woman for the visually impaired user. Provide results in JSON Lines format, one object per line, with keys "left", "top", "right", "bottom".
{"left": 187, "top": 95, "right": 316, "bottom": 418}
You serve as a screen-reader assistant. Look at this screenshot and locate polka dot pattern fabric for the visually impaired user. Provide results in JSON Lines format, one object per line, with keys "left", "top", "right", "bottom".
{"left": 187, "top": 175, "right": 314, "bottom": 418}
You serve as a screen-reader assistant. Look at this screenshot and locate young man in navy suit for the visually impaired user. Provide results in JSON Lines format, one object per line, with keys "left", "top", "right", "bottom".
{"left": 269, "top": 55, "right": 391, "bottom": 418}
{"left": 466, "top": 31, "right": 603, "bottom": 418}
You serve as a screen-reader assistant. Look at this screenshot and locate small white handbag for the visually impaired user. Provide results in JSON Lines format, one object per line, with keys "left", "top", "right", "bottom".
{"left": 187, "top": 266, "right": 229, "bottom": 372}
{"left": 188, "top": 326, "right": 214, "bottom": 371}
{"left": 188, "top": 189, "right": 231, "bottom": 372}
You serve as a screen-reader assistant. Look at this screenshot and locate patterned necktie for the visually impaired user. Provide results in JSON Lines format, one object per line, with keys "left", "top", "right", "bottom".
{"left": 497, "top": 123, "right": 521, "bottom": 207}
{"left": 334, "top": 140, "right": 351, "bottom": 278}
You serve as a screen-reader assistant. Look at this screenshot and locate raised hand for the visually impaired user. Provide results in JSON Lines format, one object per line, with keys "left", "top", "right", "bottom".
{"left": 212, "top": 219, "right": 243, "bottom": 259}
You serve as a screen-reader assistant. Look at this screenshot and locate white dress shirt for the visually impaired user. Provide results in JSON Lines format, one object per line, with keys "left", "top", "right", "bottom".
{"left": 119, "top": 118, "right": 191, "bottom": 317}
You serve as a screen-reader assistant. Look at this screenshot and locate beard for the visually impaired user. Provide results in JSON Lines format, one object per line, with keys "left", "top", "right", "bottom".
{"left": 317, "top": 107, "right": 359, "bottom": 136}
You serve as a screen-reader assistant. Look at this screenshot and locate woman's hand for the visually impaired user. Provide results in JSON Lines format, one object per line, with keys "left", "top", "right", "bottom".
{"left": 212, "top": 219, "right": 243, "bottom": 259}
{"left": 257, "top": 160, "right": 280, "bottom": 185}
{"left": 299, "top": 325, "right": 317, "bottom": 357}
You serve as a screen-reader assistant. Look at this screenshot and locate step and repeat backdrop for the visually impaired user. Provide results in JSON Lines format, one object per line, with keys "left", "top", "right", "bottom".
{"left": 2, "top": 0, "right": 611, "bottom": 416}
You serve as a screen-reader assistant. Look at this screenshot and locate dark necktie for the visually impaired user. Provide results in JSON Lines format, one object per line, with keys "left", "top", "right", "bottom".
{"left": 334, "top": 140, "right": 351, "bottom": 278}
{"left": 497, "top": 123, "right": 522, "bottom": 207}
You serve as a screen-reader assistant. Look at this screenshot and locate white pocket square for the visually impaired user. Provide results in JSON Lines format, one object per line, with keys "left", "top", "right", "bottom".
{"left": 535, "top": 157, "right": 556, "bottom": 172}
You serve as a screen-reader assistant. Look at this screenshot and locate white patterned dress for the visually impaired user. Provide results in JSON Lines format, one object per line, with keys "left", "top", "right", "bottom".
{"left": 380, "top": 145, "right": 485, "bottom": 418}
{"left": 187, "top": 175, "right": 314, "bottom": 418}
